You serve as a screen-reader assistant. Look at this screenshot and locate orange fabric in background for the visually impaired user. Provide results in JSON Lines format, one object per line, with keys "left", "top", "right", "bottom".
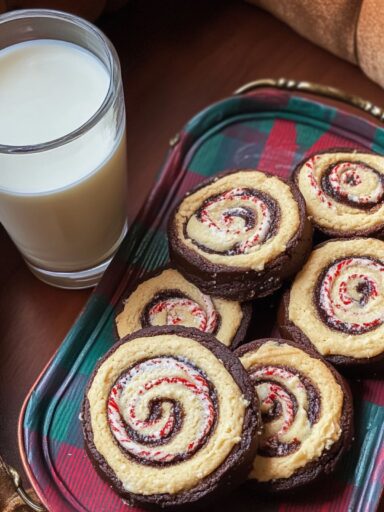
{"left": 357, "top": 0, "right": 384, "bottom": 88}
{"left": 248, "top": 0, "right": 384, "bottom": 89}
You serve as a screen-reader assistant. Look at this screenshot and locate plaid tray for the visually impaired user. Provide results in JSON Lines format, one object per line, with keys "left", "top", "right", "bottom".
{"left": 19, "top": 88, "right": 384, "bottom": 512}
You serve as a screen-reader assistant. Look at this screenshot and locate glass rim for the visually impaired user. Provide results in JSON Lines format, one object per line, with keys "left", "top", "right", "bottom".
{"left": 0, "top": 8, "right": 119, "bottom": 155}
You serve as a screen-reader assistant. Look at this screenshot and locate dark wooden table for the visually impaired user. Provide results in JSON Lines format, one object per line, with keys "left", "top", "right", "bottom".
{"left": 1, "top": 0, "right": 384, "bottom": 507}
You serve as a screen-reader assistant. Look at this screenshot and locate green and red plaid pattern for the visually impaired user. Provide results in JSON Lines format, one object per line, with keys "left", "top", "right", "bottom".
{"left": 20, "top": 89, "right": 384, "bottom": 512}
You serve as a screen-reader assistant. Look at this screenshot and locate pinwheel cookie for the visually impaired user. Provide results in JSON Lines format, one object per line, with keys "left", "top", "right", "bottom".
{"left": 83, "top": 326, "right": 260, "bottom": 509}
{"left": 168, "top": 169, "right": 312, "bottom": 301}
{"left": 279, "top": 238, "right": 384, "bottom": 373}
{"left": 236, "top": 338, "right": 353, "bottom": 492}
{"left": 115, "top": 267, "right": 251, "bottom": 349}
{"left": 294, "top": 149, "right": 384, "bottom": 238}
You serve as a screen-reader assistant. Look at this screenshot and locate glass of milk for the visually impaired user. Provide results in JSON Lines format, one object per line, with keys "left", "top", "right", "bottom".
{"left": 0, "top": 10, "right": 127, "bottom": 288}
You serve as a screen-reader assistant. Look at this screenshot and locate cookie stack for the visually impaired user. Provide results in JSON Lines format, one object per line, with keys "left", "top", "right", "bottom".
{"left": 83, "top": 155, "right": 384, "bottom": 508}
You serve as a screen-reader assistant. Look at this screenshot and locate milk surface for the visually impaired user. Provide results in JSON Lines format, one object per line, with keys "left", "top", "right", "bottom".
{"left": 0, "top": 40, "right": 127, "bottom": 273}
{"left": 0, "top": 40, "right": 109, "bottom": 146}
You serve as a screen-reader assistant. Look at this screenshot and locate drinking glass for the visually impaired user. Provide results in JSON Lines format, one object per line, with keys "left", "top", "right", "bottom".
{"left": 0, "top": 9, "right": 127, "bottom": 288}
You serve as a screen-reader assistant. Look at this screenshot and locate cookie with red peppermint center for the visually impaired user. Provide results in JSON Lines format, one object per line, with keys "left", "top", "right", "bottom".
{"left": 83, "top": 325, "right": 260, "bottom": 509}
{"left": 279, "top": 238, "right": 384, "bottom": 375}
{"left": 115, "top": 266, "right": 251, "bottom": 349}
{"left": 168, "top": 169, "right": 312, "bottom": 302}
{"left": 235, "top": 338, "right": 353, "bottom": 492}
{"left": 293, "top": 148, "right": 384, "bottom": 238}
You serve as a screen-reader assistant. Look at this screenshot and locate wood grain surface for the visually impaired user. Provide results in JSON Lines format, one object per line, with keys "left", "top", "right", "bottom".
{"left": 1, "top": 0, "right": 384, "bottom": 505}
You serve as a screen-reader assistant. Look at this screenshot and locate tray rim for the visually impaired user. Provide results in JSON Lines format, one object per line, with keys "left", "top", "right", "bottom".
{"left": 18, "top": 85, "right": 384, "bottom": 512}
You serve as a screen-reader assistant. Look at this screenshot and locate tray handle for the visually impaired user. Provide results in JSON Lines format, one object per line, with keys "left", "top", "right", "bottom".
{"left": 235, "top": 78, "right": 384, "bottom": 123}
{"left": 6, "top": 464, "right": 46, "bottom": 511}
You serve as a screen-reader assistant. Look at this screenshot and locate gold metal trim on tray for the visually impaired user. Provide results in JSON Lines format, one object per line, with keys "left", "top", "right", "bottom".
{"left": 6, "top": 464, "right": 46, "bottom": 511}
{"left": 235, "top": 78, "right": 384, "bottom": 123}
{"left": 169, "top": 132, "right": 180, "bottom": 147}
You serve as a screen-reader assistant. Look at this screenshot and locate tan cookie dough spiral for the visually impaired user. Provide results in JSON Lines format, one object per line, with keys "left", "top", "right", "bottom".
{"left": 173, "top": 170, "right": 301, "bottom": 270}
{"left": 85, "top": 332, "right": 249, "bottom": 496}
{"left": 115, "top": 268, "right": 245, "bottom": 347}
{"left": 288, "top": 238, "right": 384, "bottom": 360}
{"left": 238, "top": 340, "right": 344, "bottom": 483}
{"left": 295, "top": 150, "right": 384, "bottom": 236}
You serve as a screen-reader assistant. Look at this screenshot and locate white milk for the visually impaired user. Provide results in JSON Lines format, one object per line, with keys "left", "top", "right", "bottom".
{"left": 0, "top": 40, "right": 127, "bottom": 274}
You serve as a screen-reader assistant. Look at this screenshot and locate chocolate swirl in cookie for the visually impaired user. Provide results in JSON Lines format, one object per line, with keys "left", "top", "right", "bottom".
{"left": 294, "top": 150, "right": 384, "bottom": 237}
{"left": 168, "top": 169, "right": 312, "bottom": 301}
{"left": 236, "top": 339, "right": 353, "bottom": 492}
{"left": 321, "top": 161, "right": 384, "bottom": 209}
{"left": 186, "top": 188, "right": 279, "bottom": 255}
{"left": 115, "top": 267, "right": 251, "bottom": 349}
{"left": 316, "top": 257, "right": 384, "bottom": 335}
{"left": 249, "top": 365, "right": 320, "bottom": 458}
{"left": 279, "top": 238, "right": 384, "bottom": 373}
{"left": 107, "top": 355, "right": 217, "bottom": 466}
{"left": 83, "top": 326, "right": 260, "bottom": 508}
